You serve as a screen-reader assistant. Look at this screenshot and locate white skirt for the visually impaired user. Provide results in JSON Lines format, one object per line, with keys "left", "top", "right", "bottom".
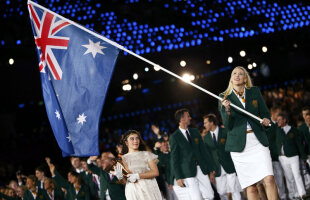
{"left": 230, "top": 132, "right": 274, "bottom": 189}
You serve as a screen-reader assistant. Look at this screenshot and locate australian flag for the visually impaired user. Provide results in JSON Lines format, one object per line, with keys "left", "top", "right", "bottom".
{"left": 27, "top": 1, "right": 119, "bottom": 156}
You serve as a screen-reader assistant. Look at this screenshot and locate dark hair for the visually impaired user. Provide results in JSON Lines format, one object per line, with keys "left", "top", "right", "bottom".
{"left": 175, "top": 108, "right": 189, "bottom": 123}
{"left": 68, "top": 170, "right": 83, "bottom": 185}
{"left": 35, "top": 166, "right": 45, "bottom": 174}
{"left": 278, "top": 112, "right": 289, "bottom": 123}
{"left": 203, "top": 114, "right": 218, "bottom": 126}
{"left": 27, "top": 175, "right": 37, "bottom": 183}
{"left": 302, "top": 106, "right": 310, "bottom": 112}
{"left": 121, "top": 130, "right": 146, "bottom": 155}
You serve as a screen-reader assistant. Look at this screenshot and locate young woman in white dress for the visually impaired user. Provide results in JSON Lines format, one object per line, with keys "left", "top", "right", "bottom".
{"left": 120, "top": 130, "right": 162, "bottom": 200}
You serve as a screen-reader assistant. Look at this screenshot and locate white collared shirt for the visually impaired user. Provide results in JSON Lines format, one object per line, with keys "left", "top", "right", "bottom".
{"left": 179, "top": 127, "right": 190, "bottom": 141}
{"left": 232, "top": 88, "right": 253, "bottom": 131}
{"left": 210, "top": 126, "right": 219, "bottom": 141}
{"left": 281, "top": 124, "right": 292, "bottom": 155}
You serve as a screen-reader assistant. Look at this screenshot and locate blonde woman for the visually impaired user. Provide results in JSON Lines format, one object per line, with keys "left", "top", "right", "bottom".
{"left": 219, "top": 67, "right": 278, "bottom": 200}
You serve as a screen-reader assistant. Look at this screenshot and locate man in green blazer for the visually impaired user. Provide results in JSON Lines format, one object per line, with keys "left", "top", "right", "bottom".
{"left": 23, "top": 175, "right": 46, "bottom": 200}
{"left": 203, "top": 114, "right": 241, "bottom": 200}
{"left": 276, "top": 112, "right": 307, "bottom": 199}
{"left": 298, "top": 107, "right": 310, "bottom": 160}
{"left": 169, "top": 108, "right": 215, "bottom": 200}
{"left": 87, "top": 153, "right": 126, "bottom": 200}
{"left": 154, "top": 138, "right": 178, "bottom": 200}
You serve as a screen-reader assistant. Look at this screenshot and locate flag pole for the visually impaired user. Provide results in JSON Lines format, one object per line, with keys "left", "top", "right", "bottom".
{"left": 27, "top": 0, "right": 268, "bottom": 125}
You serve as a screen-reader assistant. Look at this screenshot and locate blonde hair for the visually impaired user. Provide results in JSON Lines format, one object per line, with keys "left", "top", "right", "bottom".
{"left": 222, "top": 66, "right": 253, "bottom": 99}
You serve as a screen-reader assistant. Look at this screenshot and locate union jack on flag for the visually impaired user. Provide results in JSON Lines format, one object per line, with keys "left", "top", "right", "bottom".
{"left": 28, "top": 3, "right": 70, "bottom": 80}
{"left": 27, "top": 0, "right": 120, "bottom": 157}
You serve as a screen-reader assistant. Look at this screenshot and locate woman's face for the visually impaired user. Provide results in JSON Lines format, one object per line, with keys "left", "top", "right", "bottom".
{"left": 231, "top": 68, "right": 246, "bottom": 86}
{"left": 126, "top": 134, "right": 140, "bottom": 151}
{"left": 44, "top": 179, "right": 51, "bottom": 190}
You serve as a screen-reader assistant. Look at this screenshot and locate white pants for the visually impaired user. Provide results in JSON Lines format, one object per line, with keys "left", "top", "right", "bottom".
{"left": 173, "top": 166, "right": 214, "bottom": 200}
{"left": 164, "top": 182, "right": 178, "bottom": 200}
{"left": 215, "top": 166, "right": 241, "bottom": 200}
{"left": 279, "top": 155, "right": 306, "bottom": 197}
{"left": 272, "top": 161, "right": 287, "bottom": 199}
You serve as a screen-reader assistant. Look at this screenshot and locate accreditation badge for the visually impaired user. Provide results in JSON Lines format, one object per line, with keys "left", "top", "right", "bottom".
{"left": 252, "top": 100, "right": 258, "bottom": 108}
{"left": 194, "top": 138, "right": 199, "bottom": 144}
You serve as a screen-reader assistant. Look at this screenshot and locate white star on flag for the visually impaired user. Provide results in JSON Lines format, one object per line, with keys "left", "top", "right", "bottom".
{"left": 55, "top": 110, "right": 61, "bottom": 120}
{"left": 82, "top": 39, "right": 106, "bottom": 58}
{"left": 66, "top": 135, "right": 71, "bottom": 142}
{"left": 77, "top": 113, "right": 87, "bottom": 125}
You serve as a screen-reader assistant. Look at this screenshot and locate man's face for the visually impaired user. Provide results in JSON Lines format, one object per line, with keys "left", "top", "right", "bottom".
{"left": 203, "top": 118, "right": 213, "bottom": 131}
{"left": 71, "top": 158, "right": 81, "bottom": 169}
{"left": 101, "top": 158, "right": 113, "bottom": 171}
{"left": 180, "top": 112, "right": 191, "bottom": 126}
{"left": 26, "top": 179, "right": 35, "bottom": 189}
{"left": 302, "top": 110, "right": 310, "bottom": 121}
{"left": 271, "top": 109, "right": 281, "bottom": 121}
{"left": 35, "top": 170, "right": 44, "bottom": 181}
{"left": 44, "top": 179, "right": 51, "bottom": 190}
{"left": 160, "top": 141, "right": 169, "bottom": 153}
{"left": 277, "top": 116, "right": 286, "bottom": 127}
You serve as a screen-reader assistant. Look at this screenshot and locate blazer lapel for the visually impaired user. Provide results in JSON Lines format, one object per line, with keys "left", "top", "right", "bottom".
{"left": 228, "top": 92, "right": 244, "bottom": 109}
{"left": 245, "top": 88, "right": 251, "bottom": 109}
{"left": 176, "top": 129, "right": 192, "bottom": 147}
{"left": 206, "top": 132, "right": 216, "bottom": 147}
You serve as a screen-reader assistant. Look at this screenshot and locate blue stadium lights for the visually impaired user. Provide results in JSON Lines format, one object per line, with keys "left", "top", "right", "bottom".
{"left": 1, "top": 40, "right": 5, "bottom": 45}
{"left": 115, "top": 96, "right": 124, "bottom": 102}
{"left": 3, "top": 1, "right": 310, "bottom": 55}
{"left": 16, "top": 40, "right": 21, "bottom": 45}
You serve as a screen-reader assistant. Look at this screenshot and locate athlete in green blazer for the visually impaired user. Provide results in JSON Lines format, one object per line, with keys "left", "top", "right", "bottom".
{"left": 87, "top": 156, "right": 126, "bottom": 200}
{"left": 203, "top": 126, "right": 236, "bottom": 177}
{"left": 169, "top": 108, "right": 215, "bottom": 200}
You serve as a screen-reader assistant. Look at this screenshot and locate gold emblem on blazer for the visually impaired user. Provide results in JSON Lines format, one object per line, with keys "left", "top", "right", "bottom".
{"left": 289, "top": 132, "right": 294, "bottom": 138}
{"left": 252, "top": 100, "right": 258, "bottom": 108}
{"left": 194, "top": 138, "right": 199, "bottom": 144}
{"left": 39, "top": 195, "right": 44, "bottom": 199}
{"left": 220, "top": 138, "right": 226, "bottom": 144}
{"left": 81, "top": 191, "right": 85, "bottom": 196}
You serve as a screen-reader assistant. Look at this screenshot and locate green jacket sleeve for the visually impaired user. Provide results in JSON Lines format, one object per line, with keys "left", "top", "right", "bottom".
{"left": 53, "top": 169, "right": 70, "bottom": 190}
{"left": 87, "top": 163, "right": 101, "bottom": 175}
{"left": 199, "top": 135, "right": 215, "bottom": 173}
{"left": 169, "top": 136, "right": 182, "bottom": 180}
{"left": 295, "top": 129, "right": 307, "bottom": 160}
{"left": 254, "top": 87, "right": 270, "bottom": 119}
{"left": 218, "top": 96, "right": 237, "bottom": 130}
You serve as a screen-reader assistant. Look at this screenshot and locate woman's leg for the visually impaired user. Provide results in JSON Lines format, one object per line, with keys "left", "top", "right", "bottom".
{"left": 263, "top": 175, "right": 278, "bottom": 200}
{"left": 246, "top": 184, "right": 259, "bottom": 200}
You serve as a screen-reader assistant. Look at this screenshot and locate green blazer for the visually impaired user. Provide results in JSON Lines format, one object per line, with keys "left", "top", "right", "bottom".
{"left": 42, "top": 188, "right": 65, "bottom": 200}
{"left": 266, "top": 122, "right": 280, "bottom": 161}
{"left": 88, "top": 163, "right": 126, "bottom": 200}
{"left": 203, "top": 127, "right": 236, "bottom": 177}
{"left": 276, "top": 126, "right": 307, "bottom": 160}
{"left": 53, "top": 170, "right": 90, "bottom": 200}
{"left": 219, "top": 86, "right": 270, "bottom": 152}
{"left": 0, "top": 192, "right": 20, "bottom": 200}
{"left": 80, "top": 171, "right": 98, "bottom": 199}
{"left": 154, "top": 149, "right": 174, "bottom": 185}
{"left": 169, "top": 127, "right": 215, "bottom": 180}
{"left": 23, "top": 189, "right": 46, "bottom": 200}
{"left": 298, "top": 122, "right": 310, "bottom": 155}
{"left": 36, "top": 181, "right": 44, "bottom": 190}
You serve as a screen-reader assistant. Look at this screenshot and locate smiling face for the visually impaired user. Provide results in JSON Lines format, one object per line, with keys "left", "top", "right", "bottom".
{"left": 125, "top": 133, "right": 140, "bottom": 151}
{"left": 35, "top": 170, "right": 44, "bottom": 181}
{"left": 203, "top": 118, "right": 213, "bottom": 132}
{"left": 231, "top": 67, "right": 247, "bottom": 87}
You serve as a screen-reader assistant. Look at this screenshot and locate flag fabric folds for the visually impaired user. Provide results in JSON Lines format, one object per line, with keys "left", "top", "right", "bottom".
{"left": 27, "top": 1, "right": 119, "bottom": 157}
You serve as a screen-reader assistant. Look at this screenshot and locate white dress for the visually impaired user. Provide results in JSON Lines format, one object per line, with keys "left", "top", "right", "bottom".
{"left": 123, "top": 151, "right": 162, "bottom": 200}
